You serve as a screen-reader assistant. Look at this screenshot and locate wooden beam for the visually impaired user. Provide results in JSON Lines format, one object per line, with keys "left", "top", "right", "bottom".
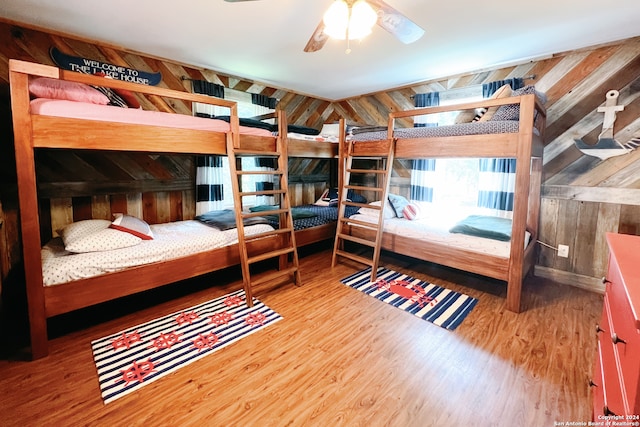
{"left": 542, "top": 184, "right": 640, "bottom": 205}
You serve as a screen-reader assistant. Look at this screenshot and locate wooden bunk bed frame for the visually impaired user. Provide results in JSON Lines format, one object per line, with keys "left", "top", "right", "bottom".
{"left": 8, "top": 59, "right": 336, "bottom": 359}
{"left": 283, "top": 120, "right": 340, "bottom": 247}
{"left": 343, "top": 94, "right": 546, "bottom": 313}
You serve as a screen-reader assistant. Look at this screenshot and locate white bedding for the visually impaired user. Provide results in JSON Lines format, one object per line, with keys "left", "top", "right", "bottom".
{"left": 348, "top": 214, "right": 530, "bottom": 258}
{"left": 287, "top": 132, "right": 339, "bottom": 143}
{"left": 41, "top": 220, "right": 274, "bottom": 286}
{"left": 30, "top": 98, "right": 274, "bottom": 137}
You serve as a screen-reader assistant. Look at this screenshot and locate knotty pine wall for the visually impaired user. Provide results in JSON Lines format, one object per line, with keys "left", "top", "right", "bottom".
{"left": 1, "top": 18, "right": 639, "bottom": 295}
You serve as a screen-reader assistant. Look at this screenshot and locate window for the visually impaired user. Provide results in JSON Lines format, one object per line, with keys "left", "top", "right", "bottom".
{"left": 411, "top": 90, "right": 486, "bottom": 227}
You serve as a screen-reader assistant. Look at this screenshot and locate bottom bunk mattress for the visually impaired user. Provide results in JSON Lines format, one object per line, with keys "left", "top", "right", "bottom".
{"left": 347, "top": 213, "right": 531, "bottom": 258}
{"left": 42, "top": 220, "right": 274, "bottom": 286}
{"left": 261, "top": 204, "right": 361, "bottom": 231}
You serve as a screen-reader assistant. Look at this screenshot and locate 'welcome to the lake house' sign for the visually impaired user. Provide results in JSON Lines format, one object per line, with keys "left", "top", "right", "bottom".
{"left": 50, "top": 47, "right": 162, "bottom": 86}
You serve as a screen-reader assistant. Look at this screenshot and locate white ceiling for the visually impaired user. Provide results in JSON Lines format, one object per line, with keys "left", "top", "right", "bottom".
{"left": 2, "top": 0, "right": 640, "bottom": 100}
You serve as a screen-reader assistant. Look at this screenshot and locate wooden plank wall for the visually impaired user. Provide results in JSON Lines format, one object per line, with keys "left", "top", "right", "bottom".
{"left": 1, "top": 18, "right": 639, "bottom": 293}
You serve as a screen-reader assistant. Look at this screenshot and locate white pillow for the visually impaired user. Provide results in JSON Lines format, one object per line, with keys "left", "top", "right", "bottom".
{"left": 59, "top": 219, "right": 112, "bottom": 247}
{"left": 65, "top": 228, "right": 142, "bottom": 253}
{"left": 320, "top": 123, "right": 341, "bottom": 137}
{"left": 357, "top": 201, "right": 396, "bottom": 219}
{"left": 110, "top": 213, "right": 154, "bottom": 240}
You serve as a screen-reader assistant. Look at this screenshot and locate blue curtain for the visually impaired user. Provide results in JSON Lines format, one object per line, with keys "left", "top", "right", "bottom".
{"left": 477, "top": 158, "right": 516, "bottom": 212}
{"left": 195, "top": 156, "right": 225, "bottom": 214}
{"left": 477, "top": 78, "right": 523, "bottom": 214}
{"left": 410, "top": 159, "right": 436, "bottom": 202}
{"left": 482, "top": 78, "right": 524, "bottom": 97}
{"left": 193, "top": 81, "right": 226, "bottom": 214}
{"left": 413, "top": 92, "right": 440, "bottom": 128}
{"left": 254, "top": 158, "right": 277, "bottom": 206}
{"left": 251, "top": 93, "right": 277, "bottom": 109}
{"left": 192, "top": 80, "right": 225, "bottom": 98}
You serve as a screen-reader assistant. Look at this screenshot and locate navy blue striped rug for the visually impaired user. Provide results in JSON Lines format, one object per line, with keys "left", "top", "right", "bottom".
{"left": 341, "top": 267, "right": 478, "bottom": 330}
{"left": 91, "top": 289, "right": 281, "bottom": 404}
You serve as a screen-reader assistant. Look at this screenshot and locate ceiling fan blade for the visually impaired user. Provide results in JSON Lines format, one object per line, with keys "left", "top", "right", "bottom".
{"left": 304, "top": 21, "right": 329, "bottom": 53}
{"left": 369, "top": 0, "right": 425, "bottom": 44}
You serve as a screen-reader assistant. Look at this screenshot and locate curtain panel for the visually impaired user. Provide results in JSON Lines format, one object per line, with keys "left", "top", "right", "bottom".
{"left": 193, "top": 81, "right": 226, "bottom": 214}
{"left": 195, "top": 155, "right": 225, "bottom": 215}
{"left": 410, "top": 159, "right": 436, "bottom": 203}
{"left": 482, "top": 78, "right": 524, "bottom": 97}
{"left": 414, "top": 92, "right": 440, "bottom": 128}
{"left": 477, "top": 158, "right": 516, "bottom": 214}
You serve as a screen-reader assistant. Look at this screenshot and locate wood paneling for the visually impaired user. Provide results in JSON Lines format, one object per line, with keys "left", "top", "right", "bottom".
{"left": 1, "top": 18, "right": 639, "bottom": 294}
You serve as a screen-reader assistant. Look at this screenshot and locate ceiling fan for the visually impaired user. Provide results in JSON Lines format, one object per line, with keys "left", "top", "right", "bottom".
{"left": 224, "top": 0, "right": 425, "bottom": 52}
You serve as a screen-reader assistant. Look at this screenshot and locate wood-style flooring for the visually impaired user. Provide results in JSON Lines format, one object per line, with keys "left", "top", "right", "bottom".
{"left": 0, "top": 244, "right": 603, "bottom": 426}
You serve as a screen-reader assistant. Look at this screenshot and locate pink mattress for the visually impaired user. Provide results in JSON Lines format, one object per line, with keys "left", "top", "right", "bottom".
{"left": 30, "top": 98, "right": 274, "bottom": 137}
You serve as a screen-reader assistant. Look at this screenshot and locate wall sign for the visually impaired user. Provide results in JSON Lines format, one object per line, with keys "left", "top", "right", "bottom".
{"left": 50, "top": 47, "right": 162, "bottom": 86}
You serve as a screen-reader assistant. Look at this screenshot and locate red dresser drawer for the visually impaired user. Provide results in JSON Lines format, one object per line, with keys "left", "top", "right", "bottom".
{"left": 596, "top": 295, "right": 626, "bottom": 416}
{"left": 598, "top": 233, "right": 640, "bottom": 417}
{"left": 606, "top": 255, "right": 640, "bottom": 414}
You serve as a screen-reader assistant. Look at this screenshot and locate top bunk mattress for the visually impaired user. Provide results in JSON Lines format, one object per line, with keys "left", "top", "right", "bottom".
{"left": 30, "top": 98, "right": 274, "bottom": 137}
{"left": 350, "top": 121, "right": 526, "bottom": 142}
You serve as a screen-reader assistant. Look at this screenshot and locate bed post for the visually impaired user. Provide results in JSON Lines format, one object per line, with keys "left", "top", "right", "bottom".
{"left": 9, "top": 60, "right": 50, "bottom": 359}
{"left": 506, "top": 94, "right": 537, "bottom": 313}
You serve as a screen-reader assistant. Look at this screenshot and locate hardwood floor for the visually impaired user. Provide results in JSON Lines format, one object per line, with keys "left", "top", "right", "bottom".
{"left": 0, "top": 244, "right": 603, "bottom": 426}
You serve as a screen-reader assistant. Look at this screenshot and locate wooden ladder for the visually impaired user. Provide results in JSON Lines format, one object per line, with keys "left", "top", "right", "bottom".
{"left": 332, "top": 138, "right": 395, "bottom": 282}
{"left": 226, "top": 113, "right": 301, "bottom": 306}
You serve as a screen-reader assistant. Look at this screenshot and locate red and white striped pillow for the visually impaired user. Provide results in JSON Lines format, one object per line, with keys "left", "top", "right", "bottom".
{"left": 402, "top": 202, "right": 421, "bottom": 220}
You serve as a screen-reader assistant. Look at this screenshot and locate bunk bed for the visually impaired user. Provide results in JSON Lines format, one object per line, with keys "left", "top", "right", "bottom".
{"left": 281, "top": 119, "right": 342, "bottom": 246}
{"left": 340, "top": 91, "right": 546, "bottom": 313}
{"left": 8, "top": 59, "right": 303, "bottom": 359}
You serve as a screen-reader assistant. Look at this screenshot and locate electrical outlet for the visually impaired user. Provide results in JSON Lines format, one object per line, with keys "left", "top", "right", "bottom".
{"left": 558, "top": 244, "right": 569, "bottom": 258}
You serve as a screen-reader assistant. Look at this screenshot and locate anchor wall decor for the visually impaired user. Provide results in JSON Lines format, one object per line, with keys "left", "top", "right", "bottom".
{"left": 574, "top": 90, "right": 638, "bottom": 160}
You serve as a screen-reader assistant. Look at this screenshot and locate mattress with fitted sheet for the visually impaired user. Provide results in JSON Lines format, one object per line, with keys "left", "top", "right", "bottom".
{"left": 347, "top": 213, "right": 530, "bottom": 258}
{"left": 265, "top": 204, "right": 360, "bottom": 231}
{"left": 349, "top": 120, "right": 530, "bottom": 141}
{"left": 30, "top": 98, "right": 274, "bottom": 137}
{"left": 41, "top": 220, "right": 274, "bottom": 286}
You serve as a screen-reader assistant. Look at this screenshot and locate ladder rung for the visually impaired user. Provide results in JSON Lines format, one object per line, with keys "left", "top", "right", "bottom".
{"left": 335, "top": 250, "right": 374, "bottom": 267}
{"left": 345, "top": 184, "right": 382, "bottom": 192}
{"left": 239, "top": 189, "right": 285, "bottom": 197}
{"left": 337, "top": 233, "right": 376, "bottom": 247}
{"left": 233, "top": 149, "right": 280, "bottom": 157}
{"left": 347, "top": 168, "right": 388, "bottom": 174}
{"left": 245, "top": 227, "right": 294, "bottom": 241}
{"left": 236, "top": 170, "right": 283, "bottom": 176}
{"left": 248, "top": 247, "right": 294, "bottom": 264}
{"left": 343, "top": 201, "right": 375, "bottom": 209}
{"left": 340, "top": 217, "right": 380, "bottom": 229}
{"left": 250, "top": 266, "right": 298, "bottom": 287}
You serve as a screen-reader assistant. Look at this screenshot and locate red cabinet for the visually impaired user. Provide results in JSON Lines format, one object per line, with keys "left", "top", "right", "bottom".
{"left": 592, "top": 233, "right": 640, "bottom": 418}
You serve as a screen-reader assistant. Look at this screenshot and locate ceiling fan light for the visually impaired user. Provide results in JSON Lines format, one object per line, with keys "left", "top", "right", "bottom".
{"left": 351, "top": 0, "right": 377, "bottom": 28}
{"left": 348, "top": 1, "right": 377, "bottom": 40}
{"left": 323, "top": 1, "right": 350, "bottom": 39}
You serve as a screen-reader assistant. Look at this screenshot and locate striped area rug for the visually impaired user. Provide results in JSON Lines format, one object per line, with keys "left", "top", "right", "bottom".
{"left": 341, "top": 267, "right": 478, "bottom": 330}
{"left": 91, "top": 289, "right": 281, "bottom": 404}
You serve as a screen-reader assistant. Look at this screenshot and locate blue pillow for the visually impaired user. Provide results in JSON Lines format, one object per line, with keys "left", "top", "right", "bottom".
{"left": 449, "top": 215, "right": 512, "bottom": 241}
{"left": 387, "top": 194, "right": 410, "bottom": 218}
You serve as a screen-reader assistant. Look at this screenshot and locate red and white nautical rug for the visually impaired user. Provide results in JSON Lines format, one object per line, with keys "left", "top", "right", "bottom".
{"left": 91, "top": 289, "right": 281, "bottom": 404}
{"left": 341, "top": 267, "right": 478, "bottom": 331}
